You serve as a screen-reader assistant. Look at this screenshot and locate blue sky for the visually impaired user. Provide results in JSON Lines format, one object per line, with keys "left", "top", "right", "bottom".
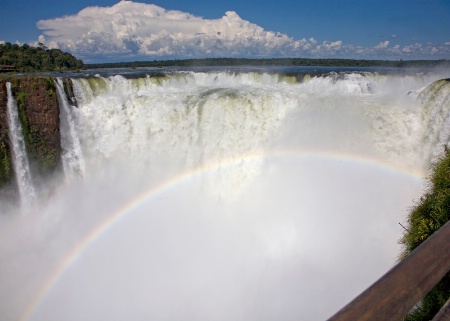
{"left": 1, "top": 0, "right": 450, "bottom": 62}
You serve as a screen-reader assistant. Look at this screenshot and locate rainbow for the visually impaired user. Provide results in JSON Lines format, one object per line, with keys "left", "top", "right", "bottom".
{"left": 20, "top": 148, "right": 426, "bottom": 321}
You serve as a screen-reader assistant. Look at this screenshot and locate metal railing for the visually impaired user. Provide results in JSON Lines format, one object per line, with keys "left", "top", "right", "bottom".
{"left": 327, "top": 220, "right": 450, "bottom": 321}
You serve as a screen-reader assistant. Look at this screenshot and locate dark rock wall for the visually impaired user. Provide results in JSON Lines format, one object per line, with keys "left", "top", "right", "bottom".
{"left": 0, "top": 77, "right": 61, "bottom": 195}
{"left": 0, "top": 80, "right": 16, "bottom": 199}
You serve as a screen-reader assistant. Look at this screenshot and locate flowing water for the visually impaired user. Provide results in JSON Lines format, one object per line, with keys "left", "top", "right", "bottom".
{"left": 5, "top": 82, "right": 36, "bottom": 205}
{"left": 55, "top": 78, "right": 86, "bottom": 179}
{"left": 1, "top": 67, "right": 450, "bottom": 321}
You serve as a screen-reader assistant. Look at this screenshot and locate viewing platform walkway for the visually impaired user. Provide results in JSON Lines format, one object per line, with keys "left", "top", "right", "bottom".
{"left": 0, "top": 65, "right": 16, "bottom": 72}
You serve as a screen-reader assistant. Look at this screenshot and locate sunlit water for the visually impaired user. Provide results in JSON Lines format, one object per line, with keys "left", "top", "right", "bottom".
{"left": 5, "top": 82, "right": 36, "bottom": 205}
{"left": 1, "top": 67, "right": 450, "bottom": 321}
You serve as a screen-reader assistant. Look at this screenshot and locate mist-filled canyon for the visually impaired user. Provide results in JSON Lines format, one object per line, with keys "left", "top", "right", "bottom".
{"left": 1, "top": 67, "right": 450, "bottom": 321}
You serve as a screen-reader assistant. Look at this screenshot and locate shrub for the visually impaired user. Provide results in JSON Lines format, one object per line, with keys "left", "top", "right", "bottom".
{"left": 400, "top": 149, "right": 450, "bottom": 320}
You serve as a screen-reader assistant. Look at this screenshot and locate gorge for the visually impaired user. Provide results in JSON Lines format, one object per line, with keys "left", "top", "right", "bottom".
{"left": 1, "top": 68, "right": 450, "bottom": 321}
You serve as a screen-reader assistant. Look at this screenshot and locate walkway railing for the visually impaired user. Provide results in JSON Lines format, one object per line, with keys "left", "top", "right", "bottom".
{"left": 0, "top": 65, "right": 15, "bottom": 72}
{"left": 327, "top": 220, "right": 450, "bottom": 321}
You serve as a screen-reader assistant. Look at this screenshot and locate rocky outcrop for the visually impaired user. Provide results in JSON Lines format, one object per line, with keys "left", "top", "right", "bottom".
{"left": 0, "top": 77, "right": 62, "bottom": 196}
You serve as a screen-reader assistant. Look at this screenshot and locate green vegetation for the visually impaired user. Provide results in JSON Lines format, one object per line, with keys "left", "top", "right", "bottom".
{"left": 44, "top": 76, "right": 56, "bottom": 98}
{"left": 11, "top": 79, "right": 59, "bottom": 177}
{"left": 400, "top": 150, "right": 450, "bottom": 320}
{"left": 15, "top": 90, "right": 33, "bottom": 163}
{"left": 0, "top": 131, "right": 13, "bottom": 187}
{"left": 0, "top": 42, "right": 84, "bottom": 72}
{"left": 86, "top": 57, "right": 450, "bottom": 69}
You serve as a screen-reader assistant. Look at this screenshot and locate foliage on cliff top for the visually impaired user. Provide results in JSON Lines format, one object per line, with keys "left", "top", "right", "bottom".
{"left": 86, "top": 57, "right": 450, "bottom": 69}
{"left": 0, "top": 42, "right": 84, "bottom": 72}
{"left": 400, "top": 149, "right": 450, "bottom": 320}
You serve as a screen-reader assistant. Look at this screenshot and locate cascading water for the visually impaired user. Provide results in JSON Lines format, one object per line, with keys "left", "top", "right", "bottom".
{"left": 69, "top": 73, "right": 297, "bottom": 195}
{"left": 55, "top": 78, "right": 86, "bottom": 179}
{"left": 5, "top": 82, "right": 36, "bottom": 205}
{"left": 417, "top": 79, "right": 450, "bottom": 161}
{"left": 1, "top": 69, "right": 450, "bottom": 321}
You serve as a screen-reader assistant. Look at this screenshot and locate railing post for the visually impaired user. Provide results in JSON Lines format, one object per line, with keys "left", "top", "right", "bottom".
{"left": 327, "top": 220, "right": 450, "bottom": 321}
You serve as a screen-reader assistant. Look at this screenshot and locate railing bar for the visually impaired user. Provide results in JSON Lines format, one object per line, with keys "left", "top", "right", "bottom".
{"left": 432, "top": 297, "right": 450, "bottom": 321}
{"left": 327, "top": 220, "right": 450, "bottom": 321}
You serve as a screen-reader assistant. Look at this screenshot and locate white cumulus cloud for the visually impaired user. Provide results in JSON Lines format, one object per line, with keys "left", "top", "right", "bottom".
{"left": 35, "top": 1, "right": 450, "bottom": 62}
{"left": 37, "top": 1, "right": 294, "bottom": 60}
{"left": 375, "top": 41, "right": 389, "bottom": 49}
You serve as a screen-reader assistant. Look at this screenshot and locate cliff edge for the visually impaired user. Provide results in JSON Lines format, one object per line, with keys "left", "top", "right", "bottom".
{"left": 0, "top": 77, "right": 62, "bottom": 199}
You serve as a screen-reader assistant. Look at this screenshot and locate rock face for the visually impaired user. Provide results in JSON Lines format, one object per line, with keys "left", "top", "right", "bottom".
{"left": 0, "top": 77, "right": 61, "bottom": 198}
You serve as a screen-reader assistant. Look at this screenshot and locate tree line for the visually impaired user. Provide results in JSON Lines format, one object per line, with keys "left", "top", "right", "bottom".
{"left": 87, "top": 57, "right": 450, "bottom": 69}
{"left": 1, "top": 43, "right": 449, "bottom": 72}
{"left": 0, "top": 42, "right": 84, "bottom": 72}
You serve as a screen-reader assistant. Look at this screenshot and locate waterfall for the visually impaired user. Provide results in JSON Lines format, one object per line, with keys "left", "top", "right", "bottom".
{"left": 66, "top": 72, "right": 448, "bottom": 174}
{"left": 3, "top": 69, "right": 450, "bottom": 321}
{"left": 5, "top": 82, "right": 36, "bottom": 205}
{"left": 55, "top": 78, "right": 85, "bottom": 179}
{"left": 418, "top": 79, "right": 450, "bottom": 161}
{"left": 70, "top": 74, "right": 297, "bottom": 194}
